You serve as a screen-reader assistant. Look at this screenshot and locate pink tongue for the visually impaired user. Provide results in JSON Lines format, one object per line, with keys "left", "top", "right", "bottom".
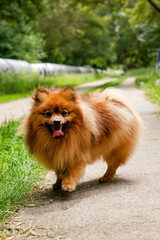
{"left": 53, "top": 130, "right": 64, "bottom": 138}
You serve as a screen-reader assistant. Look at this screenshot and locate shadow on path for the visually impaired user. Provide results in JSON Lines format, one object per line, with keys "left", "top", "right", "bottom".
{"left": 31, "top": 177, "right": 137, "bottom": 207}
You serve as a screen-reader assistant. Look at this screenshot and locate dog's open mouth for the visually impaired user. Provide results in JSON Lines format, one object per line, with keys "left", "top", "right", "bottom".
{"left": 45, "top": 122, "right": 68, "bottom": 139}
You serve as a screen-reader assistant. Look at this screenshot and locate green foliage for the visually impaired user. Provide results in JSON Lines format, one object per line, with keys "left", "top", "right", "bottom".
{"left": 0, "top": 120, "right": 45, "bottom": 222}
{"left": 137, "top": 73, "right": 160, "bottom": 104}
{"left": 143, "top": 76, "right": 160, "bottom": 104}
{"left": 37, "top": 0, "right": 113, "bottom": 68}
{"left": 126, "top": 67, "right": 160, "bottom": 104}
{"left": 119, "top": 0, "right": 160, "bottom": 68}
{"left": 0, "top": 0, "right": 46, "bottom": 62}
{"left": 126, "top": 67, "right": 156, "bottom": 79}
{"left": 0, "top": 0, "right": 160, "bottom": 68}
{"left": 0, "top": 21, "right": 46, "bottom": 62}
{"left": 128, "top": 0, "right": 160, "bottom": 26}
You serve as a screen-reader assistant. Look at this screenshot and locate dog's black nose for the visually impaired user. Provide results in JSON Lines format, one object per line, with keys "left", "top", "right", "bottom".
{"left": 54, "top": 120, "right": 61, "bottom": 126}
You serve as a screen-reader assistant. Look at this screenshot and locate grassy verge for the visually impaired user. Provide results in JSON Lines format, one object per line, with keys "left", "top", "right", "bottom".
{"left": 0, "top": 120, "right": 45, "bottom": 224}
{"left": 0, "top": 93, "right": 29, "bottom": 104}
{"left": 125, "top": 67, "right": 155, "bottom": 79}
{"left": 0, "top": 72, "right": 107, "bottom": 103}
{"left": 87, "top": 75, "right": 126, "bottom": 92}
{"left": 126, "top": 67, "right": 160, "bottom": 104}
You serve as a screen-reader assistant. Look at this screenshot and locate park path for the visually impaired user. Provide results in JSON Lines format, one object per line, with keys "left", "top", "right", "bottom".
{"left": 0, "top": 77, "right": 115, "bottom": 125}
{"left": 2, "top": 77, "right": 160, "bottom": 239}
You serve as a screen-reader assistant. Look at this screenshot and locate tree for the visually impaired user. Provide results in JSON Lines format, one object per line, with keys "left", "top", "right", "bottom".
{"left": 0, "top": 0, "right": 160, "bottom": 68}
{"left": 147, "top": 0, "right": 160, "bottom": 14}
{"left": 37, "top": 0, "right": 113, "bottom": 68}
{"left": 0, "top": 0, "right": 46, "bottom": 62}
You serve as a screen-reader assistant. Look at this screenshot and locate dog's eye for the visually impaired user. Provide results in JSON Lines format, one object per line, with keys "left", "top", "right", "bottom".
{"left": 45, "top": 112, "right": 52, "bottom": 118}
{"left": 61, "top": 110, "right": 68, "bottom": 117}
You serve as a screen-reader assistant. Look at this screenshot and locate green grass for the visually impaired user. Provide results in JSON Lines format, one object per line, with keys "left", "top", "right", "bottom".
{"left": 0, "top": 93, "right": 29, "bottom": 103}
{"left": 141, "top": 75, "right": 160, "bottom": 104}
{"left": 0, "top": 72, "right": 108, "bottom": 103}
{"left": 86, "top": 75, "right": 126, "bottom": 92}
{"left": 125, "top": 67, "right": 155, "bottom": 78}
{"left": 0, "top": 120, "right": 45, "bottom": 223}
{"left": 126, "top": 67, "right": 160, "bottom": 104}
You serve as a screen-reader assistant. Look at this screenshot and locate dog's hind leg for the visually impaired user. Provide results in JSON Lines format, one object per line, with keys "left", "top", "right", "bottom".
{"left": 99, "top": 148, "right": 128, "bottom": 183}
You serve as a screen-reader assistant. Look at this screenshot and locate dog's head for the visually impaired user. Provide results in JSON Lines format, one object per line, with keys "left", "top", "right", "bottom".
{"left": 31, "top": 87, "right": 83, "bottom": 139}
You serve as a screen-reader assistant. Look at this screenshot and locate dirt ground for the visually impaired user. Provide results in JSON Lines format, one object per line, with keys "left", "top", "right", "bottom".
{"left": 1, "top": 77, "right": 160, "bottom": 240}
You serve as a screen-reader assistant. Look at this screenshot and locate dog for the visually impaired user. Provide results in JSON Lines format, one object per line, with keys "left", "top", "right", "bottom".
{"left": 24, "top": 86, "right": 142, "bottom": 192}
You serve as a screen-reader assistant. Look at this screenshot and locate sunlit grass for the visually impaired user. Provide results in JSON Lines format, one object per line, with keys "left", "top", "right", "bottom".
{"left": 125, "top": 67, "right": 155, "bottom": 78}
{"left": 86, "top": 76, "right": 125, "bottom": 92}
{"left": 0, "top": 120, "right": 45, "bottom": 223}
{"left": 126, "top": 67, "right": 160, "bottom": 104}
{"left": 0, "top": 72, "right": 108, "bottom": 103}
{"left": 0, "top": 93, "right": 29, "bottom": 103}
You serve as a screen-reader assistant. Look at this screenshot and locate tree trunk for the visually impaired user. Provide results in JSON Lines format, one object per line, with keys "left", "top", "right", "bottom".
{"left": 147, "top": 0, "right": 160, "bottom": 14}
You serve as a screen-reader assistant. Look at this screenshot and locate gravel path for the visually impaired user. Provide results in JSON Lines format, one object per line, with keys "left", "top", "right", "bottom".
{"left": 0, "top": 97, "right": 31, "bottom": 124}
{"left": 2, "top": 77, "right": 160, "bottom": 240}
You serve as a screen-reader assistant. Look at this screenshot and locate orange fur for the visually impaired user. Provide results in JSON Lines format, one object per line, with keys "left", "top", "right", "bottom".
{"left": 24, "top": 87, "right": 143, "bottom": 192}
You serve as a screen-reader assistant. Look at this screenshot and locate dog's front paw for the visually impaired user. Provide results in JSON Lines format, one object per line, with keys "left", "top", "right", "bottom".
{"left": 62, "top": 177, "right": 76, "bottom": 192}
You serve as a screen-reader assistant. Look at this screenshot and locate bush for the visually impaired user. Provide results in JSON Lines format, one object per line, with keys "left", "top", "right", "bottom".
{"left": 0, "top": 21, "right": 46, "bottom": 62}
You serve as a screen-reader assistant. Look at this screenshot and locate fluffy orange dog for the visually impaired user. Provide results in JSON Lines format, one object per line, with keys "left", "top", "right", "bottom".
{"left": 24, "top": 86, "right": 142, "bottom": 192}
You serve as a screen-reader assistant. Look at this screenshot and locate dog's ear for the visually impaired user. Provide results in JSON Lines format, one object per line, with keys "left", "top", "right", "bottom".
{"left": 33, "top": 87, "right": 50, "bottom": 105}
{"left": 60, "top": 87, "right": 77, "bottom": 102}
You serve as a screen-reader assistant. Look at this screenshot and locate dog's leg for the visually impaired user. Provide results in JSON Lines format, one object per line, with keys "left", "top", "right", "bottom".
{"left": 62, "top": 162, "right": 86, "bottom": 192}
{"left": 99, "top": 149, "right": 128, "bottom": 183}
{"left": 52, "top": 171, "right": 62, "bottom": 190}
{"left": 99, "top": 164, "right": 119, "bottom": 183}
{"left": 53, "top": 177, "right": 62, "bottom": 190}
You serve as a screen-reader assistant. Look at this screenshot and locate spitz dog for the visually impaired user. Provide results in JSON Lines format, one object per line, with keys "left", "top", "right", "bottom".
{"left": 24, "top": 86, "right": 142, "bottom": 192}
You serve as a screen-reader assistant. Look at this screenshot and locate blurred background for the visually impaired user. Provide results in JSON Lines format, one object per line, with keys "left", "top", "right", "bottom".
{"left": 0, "top": 0, "right": 160, "bottom": 229}
{"left": 0, "top": 0, "right": 160, "bottom": 70}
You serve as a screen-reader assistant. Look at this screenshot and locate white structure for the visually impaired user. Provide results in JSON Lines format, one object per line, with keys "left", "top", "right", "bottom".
{"left": 30, "top": 63, "right": 96, "bottom": 75}
{"left": 0, "top": 58, "right": 105, "bottom": 75}
{"left": 0, "top": 58, "right": 32, "bottom": 74}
